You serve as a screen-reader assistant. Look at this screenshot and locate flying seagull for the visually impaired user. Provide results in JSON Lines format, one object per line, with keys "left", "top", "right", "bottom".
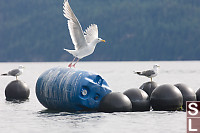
{"left": 63, "top": 0, "right": 106, "bottom": 68}
{"left": 1, "top": 65, "right": 24, "bottom": 80}
{"left": 133, "top": 64, "right": 160, "bottom": 82}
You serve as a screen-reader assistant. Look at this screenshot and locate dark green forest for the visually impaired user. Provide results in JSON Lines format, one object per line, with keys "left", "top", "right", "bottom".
{"left": 0, "top": 0, "right": 200, "bottom": 62}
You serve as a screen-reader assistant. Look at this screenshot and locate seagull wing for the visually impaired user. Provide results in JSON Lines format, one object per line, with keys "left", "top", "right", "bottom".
{"left": 141, "top": 70, "right": 155, "bottom": 77}
{"left": 63, "top": 0, "right": 87, "bottom": 50}
{"left": 8, "top": 69, "right": 20, "bottom": 76}
{"left": 84, "top": 24, "right": 98, "bottom": 43}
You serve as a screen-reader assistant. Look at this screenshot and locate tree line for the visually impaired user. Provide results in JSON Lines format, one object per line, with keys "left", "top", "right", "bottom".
{"left": 0, "top": 0, "right": 200, "bottom": 61}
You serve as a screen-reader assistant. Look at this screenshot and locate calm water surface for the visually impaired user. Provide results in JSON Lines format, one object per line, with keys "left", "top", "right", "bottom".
{"left": 0, "top": 61, "right": 199, "bottom": 133}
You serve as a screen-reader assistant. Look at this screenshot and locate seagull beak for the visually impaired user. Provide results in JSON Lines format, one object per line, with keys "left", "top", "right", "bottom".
{"left": 101, "top": 40, "right": 106, "bottom": 42}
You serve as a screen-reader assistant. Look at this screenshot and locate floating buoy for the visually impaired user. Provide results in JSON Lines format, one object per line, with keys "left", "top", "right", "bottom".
{"left": 36, "top": 67, "right": 111, "bottom": 112}
{"left": 123, "top": 88, "right": 150, "bottom": 112}
{"left": 139, "top": 81, "right": 158, "bottom": 97}
{"left": 150, "top": 84, "right": 183, "bottom": 111}
{"left": 98, "top": 92, "right": 132, "bottom": 113}
{"left": 5, "top": 80, "right": 30, "bottom": 101}
{"left": 174, "top": 83, "right": 196, "bottom": 110}
{"left": 196, "top": 88, "right": 200, "bottom": 101}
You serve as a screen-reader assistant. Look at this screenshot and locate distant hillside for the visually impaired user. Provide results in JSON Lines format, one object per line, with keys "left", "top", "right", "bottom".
{"left": 0, "top": 0, "right": 200, "bottom": 61}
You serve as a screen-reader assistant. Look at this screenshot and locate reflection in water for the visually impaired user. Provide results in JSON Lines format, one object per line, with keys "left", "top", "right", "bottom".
{"left": 5, "top": 99, "right": 30, "bottom": 104}
{"left": 37, "top": 110, "right": 104, "bottom": 128}
{"left": 0, "top": 62, "right": 191, "bottom": 133}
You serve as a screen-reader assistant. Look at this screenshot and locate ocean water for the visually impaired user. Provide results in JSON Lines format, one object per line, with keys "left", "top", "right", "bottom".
{"left": 0, "top": 61, "right": 199, "bottom": 133}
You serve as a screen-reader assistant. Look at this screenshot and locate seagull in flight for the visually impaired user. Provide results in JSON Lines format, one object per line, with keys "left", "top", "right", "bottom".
{"left": 1, "top": 65, "right": 25, "bottom": 80}
{"left": 133, "top": 64, "right": 160, "bottom": 82}
{"left": 63, "top": 0, "right": 106, "bottom": 68}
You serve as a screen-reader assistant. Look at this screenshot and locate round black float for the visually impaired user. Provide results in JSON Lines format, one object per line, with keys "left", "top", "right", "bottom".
{"left": 174, "top": 83, "right": 196, "bottom": 110}
{"left": 98, "top": 92, "right": 132, "bottom": 113}
{"left": 5, "top": 80, "right": 30, "bottom": 101}
{"left": 139, "top": 81, "right": 158, "bottom": 97}
{"left": 196, "top": 88, "right": 200, "bottom": 101}
{"left": 123, "top": 88, "right": 150, "bottom": 112}
{"left": 150, "top": 84, "right": 183, "bottom": 111}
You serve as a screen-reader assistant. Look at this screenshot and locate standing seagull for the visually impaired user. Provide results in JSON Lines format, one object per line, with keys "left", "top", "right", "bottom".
{"left": 63, "top": 0, "right": 106, "bottom": 68}
{"left": 133, "top": 64, "right": 160, "bottom": 82}
{"left": 1, "top": 65, "right": 24, "bottom": 80}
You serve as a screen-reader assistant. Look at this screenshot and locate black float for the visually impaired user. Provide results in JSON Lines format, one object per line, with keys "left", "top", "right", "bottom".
{"left": 174, "top": 83, "right": 196, "bottom": 110}
{"left": 123, "top": 88, "right": 150, "bottom": 112}
{"left": 150, "top": 84, "right": 183, "bottom": 111}
{"left": 98, "top": 92, "right": 132, "bottom": 113}
{"left": 139, "top": 81, "right": 158, "bottom": 97}
{"left": 5, "top": 80, "right": 30, "bottom": 101}
{"left": 196, "top": 88, "right": 200, "bottom": 101}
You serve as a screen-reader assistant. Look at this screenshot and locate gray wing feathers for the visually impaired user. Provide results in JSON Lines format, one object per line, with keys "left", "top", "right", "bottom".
{"left": 141, "top": 70, "right": 155, "bottom": 77}
{"left": 63, "top": 0, "right": 87, "bottom": 50}
{"left": 84, "top": 24, "right": 98, "bottom": 43}
{"left": 8, "top": 69, "right": 20, "bottom": 76}
{"left": 63, "top": 1, "right": 77, "bottom": 22}
{"left": 1, "top": 69, "right": 20, "bottom": 76}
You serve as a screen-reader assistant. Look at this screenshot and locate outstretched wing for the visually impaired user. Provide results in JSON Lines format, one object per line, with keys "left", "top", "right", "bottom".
{"left": 63, "top": 0, "right": 87, "bottom": 50}
{"left": 84, "top": 24, "right": 98, "bottom": 43}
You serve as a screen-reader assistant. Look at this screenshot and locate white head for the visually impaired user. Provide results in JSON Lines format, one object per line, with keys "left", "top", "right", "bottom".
{"left": 153, "top": 64, "right": 160, "bottom": 70}
{"left": 98, "top": 38, "right": 106, "bottom": 43}
{"left": 18, "top": 65, "right": 25, "bottom": 69}
{"left": 92, "top": 38, "right": 106, "bottom": 45}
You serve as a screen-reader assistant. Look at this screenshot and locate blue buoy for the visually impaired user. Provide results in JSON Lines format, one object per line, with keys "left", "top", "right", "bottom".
{"left": 36, "top": 67, "right": 111, "bottom": 112}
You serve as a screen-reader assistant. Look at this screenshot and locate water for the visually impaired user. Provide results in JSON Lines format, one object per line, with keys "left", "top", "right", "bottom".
{"left": 0, "top": 61, "right": 199, "bottom": 133}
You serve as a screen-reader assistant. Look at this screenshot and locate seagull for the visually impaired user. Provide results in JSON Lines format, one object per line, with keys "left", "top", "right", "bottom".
{"left": 1, "top": 65, "right": 24, "bottom": 80}
{"left": 133, "top": 64, "right": 160, "bottom": 82}
{"left": 63, "top": 0, "right": 106, "bottom": 68}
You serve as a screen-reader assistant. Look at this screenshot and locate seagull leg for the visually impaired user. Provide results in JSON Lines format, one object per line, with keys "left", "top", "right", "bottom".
{"left": 68, "top": 57, "right": 76, "bottom": 68}
{"left": 16, "top": 76, "right": 18, "bottom": 80}
{"left": 72, "top": 58, "right": 80, "bottom": 68}
{"left": 151, "top": 78, "right": 152, "bottom": 82}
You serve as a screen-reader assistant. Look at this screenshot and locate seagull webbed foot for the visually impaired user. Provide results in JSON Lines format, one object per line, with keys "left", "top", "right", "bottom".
{"left": 68, "top": 63, "right": 73, "bottom": 68}
{"left": 72, "top": 64, "right": 76, "bottom": 68}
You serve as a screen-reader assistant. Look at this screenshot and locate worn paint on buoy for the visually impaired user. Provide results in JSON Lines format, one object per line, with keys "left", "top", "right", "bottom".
{"left": 36, "top": 67, "right": 111, "bottom": 112}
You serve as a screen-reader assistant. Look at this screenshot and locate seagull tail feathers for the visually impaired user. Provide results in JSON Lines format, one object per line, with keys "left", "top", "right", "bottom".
{"left": 1, "top": 73, "right": 8, "bottom": 76}
{"left": 64, "top": 48, "right": 76, "bottom": 56}
{"left": 64, "top": 48, "right": 72, "bottom": 53}
{"left": 133, "top": 71, "right": 142, "bottom": 75}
